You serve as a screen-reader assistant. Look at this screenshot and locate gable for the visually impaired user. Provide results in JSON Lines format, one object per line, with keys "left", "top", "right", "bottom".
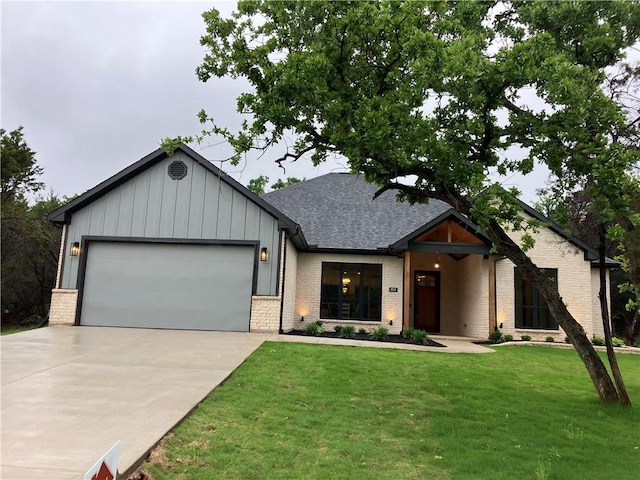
{"left": 48, "top": 145, "right": 300, "bottom": 237}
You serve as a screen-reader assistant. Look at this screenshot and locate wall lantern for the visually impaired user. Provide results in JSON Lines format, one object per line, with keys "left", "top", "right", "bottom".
{"left": 260, "top": 247, "right": 268, "bottom": 262}
{"left": 70, "top": 242, "right": 80, "bottom": 256}
{"left": 434, "top": 252, "right": 440, "bottom": 269}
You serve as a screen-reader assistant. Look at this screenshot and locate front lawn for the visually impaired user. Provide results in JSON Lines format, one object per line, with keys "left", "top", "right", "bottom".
{"left": 136, "top": 344, "right": 640, "bottom": 480}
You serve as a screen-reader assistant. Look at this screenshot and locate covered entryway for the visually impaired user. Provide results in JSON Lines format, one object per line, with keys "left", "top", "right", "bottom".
{"left": 395, "top": 212, "right": 495, "bottom": 337}
{"left": 79, "top": 241, "right": 256, "bottom": 331}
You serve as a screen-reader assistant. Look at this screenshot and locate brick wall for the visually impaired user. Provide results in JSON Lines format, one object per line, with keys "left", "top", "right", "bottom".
{"left": 281, "top": 238, "right": 298, "bottom": 332}
{"left": 294, "top": 252, "right": 404, "bottom": 335}
{"left": 496, "top": 221, "right": 603, "bottom": 341}
{"left": 249, "top": 295, "right": 281, "bottom": 332}
{"left": 49, "top": 289, "right": 78, "bottom": 326}
{"left": 458, "top": 255, "right": 490, "bottom": 338}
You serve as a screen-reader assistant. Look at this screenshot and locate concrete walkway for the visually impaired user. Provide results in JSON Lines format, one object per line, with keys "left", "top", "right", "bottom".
{"left": 1, "top": 327, "right": 266, "bottom": 480}
{"left": 1, "top": 327, "right": 489, "bottom": 480}
{"left": 266, "top": 333, "right": 495, "bottom": 353}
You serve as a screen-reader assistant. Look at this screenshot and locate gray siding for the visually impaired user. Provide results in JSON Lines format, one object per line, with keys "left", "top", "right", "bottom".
{"left": 61, "top": 152, "right": 280, "bottom": 294}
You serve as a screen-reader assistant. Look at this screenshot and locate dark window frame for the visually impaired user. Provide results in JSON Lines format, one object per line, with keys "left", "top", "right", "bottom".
{"left": 514, "top": 267, "right": 559, "bottom": 330}
{"left": 320, "top": 262, "right": 382, "bottom": 322}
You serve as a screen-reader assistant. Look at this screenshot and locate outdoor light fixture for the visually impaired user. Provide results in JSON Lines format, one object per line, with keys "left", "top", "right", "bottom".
{"left": 300, "top": 316, "right": 305, "bottom": 322}
{"left": 434, "top": 252, "right": 440, "bottom": 269}
{"left": 260, "top": 247, "right": 268, "bottom": 262}
{"left": 70, "top": 242, "right": 80, "bottom": 256}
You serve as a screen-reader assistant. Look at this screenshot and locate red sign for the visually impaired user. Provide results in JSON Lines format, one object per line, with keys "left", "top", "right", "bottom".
{"left": 91, "top": 461, "right": 115, "bottom": 480}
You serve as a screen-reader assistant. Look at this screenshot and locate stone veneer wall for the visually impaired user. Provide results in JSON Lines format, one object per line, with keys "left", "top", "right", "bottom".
{"left": 294, "top": 252, "right": 404, "bottom": 335}
{"left": 48, "top": 289, "right": 78, "bottom": 326}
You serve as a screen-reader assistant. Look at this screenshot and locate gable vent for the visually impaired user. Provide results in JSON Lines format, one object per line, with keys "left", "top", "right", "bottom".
{"left": 168, "top": 160, "right": 187, "bottom": 180}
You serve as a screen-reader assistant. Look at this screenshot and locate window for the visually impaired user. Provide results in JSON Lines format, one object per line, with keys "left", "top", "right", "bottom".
{"left": 320, "top": 262, "right": 382, "bottom": 321}
{"left": 514, "top": 268, "right": 558, "bottom": 330}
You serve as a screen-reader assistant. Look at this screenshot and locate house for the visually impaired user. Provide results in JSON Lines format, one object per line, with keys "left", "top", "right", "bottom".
{"left": 47, "top": 145, "right": 609, "bottom": 341}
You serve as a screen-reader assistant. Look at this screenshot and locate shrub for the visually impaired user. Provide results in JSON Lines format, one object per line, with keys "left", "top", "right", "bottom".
{"left": 410, "top": 329, "right": 429, "bottom": 345}
{"left": 521, "top": 335, "right": 531, "bottom": 341}
{"left": 370, "top": 326, "right": 388, "bottom": 341}
{"left": 358, "top": 328, "right": 367, "bottom": 334}
{"left": 503, "top": 334, "right": 513, "bottom": 342}
{"left": 401, "top": 328, "right": 430, "bottom": 345}
{"left": 402, "top": 327, "right": 416, "bottom": 339}
{"left": 489, "top": 329, "right": 504, "bottom": 343}
{"left": 339, "top": 325, "right": 356, "bottom": 339}
{"left": 545, "top": 336, "right": 555, "bottom": 343}
{"left": 592, "top": 336, "right": 605, "bottom": 346}
{"left": 305, "top": 321, "right": 324, "bottom": 336}
{"left": 612, "top": 337, "right": 624, "bottom": 347}
{"left": 333, "top": 325, "right": 343, "bottom": 334}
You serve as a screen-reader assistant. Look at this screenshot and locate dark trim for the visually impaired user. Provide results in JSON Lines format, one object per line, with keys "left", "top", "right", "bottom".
{"left": 307, "top": 246, "right": 398, "bottom": 256}
{"left": 278, "top": 234, "right": 287, "bottom": 334}
{"left": 74, "top": 236, "right": 260, "bottom": 326}
{"left": 46, "top": 145, "right": 306, "bottom": 247}
{"left": 407, "top": 242, "right": 491, "bottom": 255}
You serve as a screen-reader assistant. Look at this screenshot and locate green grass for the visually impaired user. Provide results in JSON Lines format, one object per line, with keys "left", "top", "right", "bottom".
{"left": 0, "top": 325, "right": 39, "bottom": 335}
{"left": 139, "top": 345, "right": 640, "bottom": 480}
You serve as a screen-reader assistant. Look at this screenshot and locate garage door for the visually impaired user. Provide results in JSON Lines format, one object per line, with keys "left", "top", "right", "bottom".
{"left": 79, "top": 242, "right": 255, "bottom": 331}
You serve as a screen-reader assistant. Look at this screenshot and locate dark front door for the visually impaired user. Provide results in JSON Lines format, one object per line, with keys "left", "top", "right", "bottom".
{"left": 414, "top": 271, "right": 440, "bottom": 332}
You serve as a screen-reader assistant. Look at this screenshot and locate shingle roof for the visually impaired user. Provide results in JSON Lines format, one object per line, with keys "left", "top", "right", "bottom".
{"left": 262, "top": 173, "right": 453, "bottom": 250}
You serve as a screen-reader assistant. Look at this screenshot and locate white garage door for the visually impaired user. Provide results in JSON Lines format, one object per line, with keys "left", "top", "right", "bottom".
{"left": 79, "top": 242, "right": 255, "bottom": 331}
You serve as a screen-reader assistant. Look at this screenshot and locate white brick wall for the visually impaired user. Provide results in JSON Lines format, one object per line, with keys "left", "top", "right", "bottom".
{"left": 496, "top": 221, "right": 603, "bottom": 341}
{"left": 294, "top": 253, "right": 404, "bottom": 335}
{"left": 281, "top": 238, "right": 298, "bottom": 332}
{"left": 458, "top": 255, "right": 490, "bottom": 338}
{"left": 49, "top": 289, "right": 78, "bottom": 326}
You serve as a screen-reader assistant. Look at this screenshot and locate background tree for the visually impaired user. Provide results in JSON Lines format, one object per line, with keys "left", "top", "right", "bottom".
{"left": 247, "top": 175, "right": 305, "bottom": 194}
{"left": 1, "top": 127, "right": 64, "bottom": 328}
{"left": 247, "top": 175, "right": 270, "bottom": 195}
{"left": 165, "top": 1, "right": 640, "bottom": 403}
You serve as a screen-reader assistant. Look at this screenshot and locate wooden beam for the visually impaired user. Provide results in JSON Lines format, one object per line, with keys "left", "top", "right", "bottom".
{"left": 404, "top": 252, "right": 411, "bottom": 330}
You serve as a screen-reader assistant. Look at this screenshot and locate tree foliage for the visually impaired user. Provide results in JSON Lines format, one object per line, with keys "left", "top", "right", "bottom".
{"left": 247, "top": 175, "right": 304, "bottom": 194}
{"left": 1, "top": 127, "right": 63, "bottom": 327}
{"left": 171, "top": 0, "right": 640, "bottom": 402}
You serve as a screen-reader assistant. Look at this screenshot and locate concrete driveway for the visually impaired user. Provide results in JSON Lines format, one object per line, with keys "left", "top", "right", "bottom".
{"left": 1, "top": 326, "right": 266, "bottom": 480}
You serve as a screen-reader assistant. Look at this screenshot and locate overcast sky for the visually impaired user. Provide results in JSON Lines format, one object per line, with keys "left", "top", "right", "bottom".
{"left": 2, "top": 1, "right": 548, "bottom": 203}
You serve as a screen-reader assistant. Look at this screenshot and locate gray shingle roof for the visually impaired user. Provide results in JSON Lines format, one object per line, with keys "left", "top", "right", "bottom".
{"left": 262, "top": 173, "right": 453, "bottom": 250}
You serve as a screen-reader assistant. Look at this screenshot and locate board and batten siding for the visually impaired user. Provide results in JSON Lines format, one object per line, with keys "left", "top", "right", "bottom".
{"left": 60, "top": 152, "right": 280, "bottom": 295}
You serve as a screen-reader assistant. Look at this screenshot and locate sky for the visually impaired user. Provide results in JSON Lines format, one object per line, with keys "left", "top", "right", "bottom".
{"left": 2, "top": 0, "right": 549, "bottom": 203}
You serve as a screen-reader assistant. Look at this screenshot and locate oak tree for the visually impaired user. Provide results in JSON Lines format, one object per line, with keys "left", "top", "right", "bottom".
{"left": 167, "top": 1, "right": 640, "bottom": 402}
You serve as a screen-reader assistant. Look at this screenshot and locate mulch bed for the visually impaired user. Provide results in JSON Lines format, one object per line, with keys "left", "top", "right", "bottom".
{"left": 285, "top": 330, "right": 446, "bottom": 348}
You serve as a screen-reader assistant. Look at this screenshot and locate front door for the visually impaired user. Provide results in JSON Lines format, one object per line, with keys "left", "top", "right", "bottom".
{"left": 414, "top": 271, "right": 440, "bottom": 332}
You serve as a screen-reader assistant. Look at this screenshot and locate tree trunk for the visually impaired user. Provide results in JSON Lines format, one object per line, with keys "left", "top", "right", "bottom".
{"left": 598, "top": 225, "right": 631, "bottom": 405}
{"left": 485, "top": 218, "right": 620, "bottom": 402}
